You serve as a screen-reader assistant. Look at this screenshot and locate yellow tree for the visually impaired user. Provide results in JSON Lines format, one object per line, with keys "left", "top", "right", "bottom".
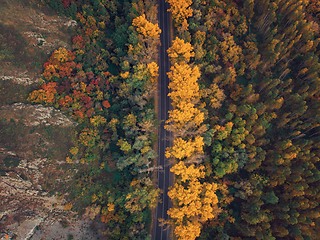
{"left": 167, "top": 37, "right": 195, "bottom": 63}
{"left": 166, "top": 0, "right": 193, "bottom": 27}
{"left": 166, "top": 161, "right": 220, "bottom": 240}
{"left": 165, "top": 136, "right": 204, "bottom": 160}
{"left": 147, "top": 62, "right": 159, "bottom": 83}
{"left": 28, "top": 82, "right": 57, "bottom": 105}
{"left": 132, "top": 14, "right": 161, "bottom": 39}
{"left": 132, "top": 14, "right": 161, "bottom": 63}
{"left": 219, "top": 33, "right": 243, "bottom": 64}
{"left": 200, "top": 83, "right": 226, "bottom": 109}
{"left": 165, "top": 102, "right": 204, "bottom": 129}
{"left": 165, "top": 50, "right": 205, "bottom": 159}
{"left": 164, "top": 31, "right": 213, "bottom": 240}
{"left": 165, "top": 102, "right": 206, "bottom": 138}
{"left": 167, "top": 63, "right": 201, "bottom": 105}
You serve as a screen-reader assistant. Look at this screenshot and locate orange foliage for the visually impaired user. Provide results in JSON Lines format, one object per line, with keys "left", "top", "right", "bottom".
{"left": 102, "top": 100, "right": 111, "bottom": 108}
{"left": 42, "top": 48, "right": 76, "bottom": 81}
{"left": 101, "top": 212, "right": 114, "bottom": 223}
{"left": 78, "top": 128, "right": 99, "bottom": 148}
{"left": 28, "top": 82, "right": 57, "bottom": 105}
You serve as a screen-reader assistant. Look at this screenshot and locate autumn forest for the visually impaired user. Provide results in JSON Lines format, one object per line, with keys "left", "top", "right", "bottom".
{"left": 9, "top": 0, "right": 320, "bottom": 239}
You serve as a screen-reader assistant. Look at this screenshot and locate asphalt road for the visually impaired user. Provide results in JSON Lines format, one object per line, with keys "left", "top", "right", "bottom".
{"left": 152, "top": 0, "right": 173, "bottom": 240}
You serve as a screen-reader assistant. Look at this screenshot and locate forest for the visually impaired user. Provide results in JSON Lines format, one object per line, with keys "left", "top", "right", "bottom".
{"left": 26, "top": 0, "right": 161, "bottom": 239}
{"left": 23, "top": 0, "right": 320, "bottom": 239}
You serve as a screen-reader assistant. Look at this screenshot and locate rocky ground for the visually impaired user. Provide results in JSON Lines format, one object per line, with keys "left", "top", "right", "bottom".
{"left": 0, "top": 0, "right": 76, "bottom": 82}
{"left": 0, "top": 105, "right": 104, "bottom": 239}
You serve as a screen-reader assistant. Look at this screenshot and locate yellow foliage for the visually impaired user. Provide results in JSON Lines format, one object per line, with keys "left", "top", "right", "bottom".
{"left": 165, "top": 31, "right": 215, "bottom": 240}
{"left": 283, "top": 152, "right": 297, "bottom": 160}
{"left": 77, "top": 12, "right": 86, "bottom": 24}
{"left": 203, "top": 83, "right": 226, "bottom": 109}
{"left": 180, "top": 19, "right": 189, "bottom": 32}
{"left": 167, "top": 63, "right": 201, "bottom": 105}
{"left": 90, "top": 115, "right": 107, "bottom": 127}
{"left": 120, "top": 71, "right": 130, "bottom": 79}
{"left": 78, "top": 128, "right": 99, "bottom": 147}
{"left": 123, "top": 114, "right": 137, "bottom": 128}
{"left": 108, "top": 118, "right": 119, "bottom": 132}
{"left": 80, "top": 82, "right": 86, "bottom": 92}
{"left": 86, "top": 15, "right": 96, "bottom": 26}
{"left": 166, "top": 0, "right": 193, "bottom": 27}
{"left": 98, "top": 21, "right": 105, "bottom": 29}
{"left": 167, "top": 37, "right": 195, "bottom": 63}
{"left": 64, "top": 202, "right": 73, "bottom": 210}
{"left": 96, "top": 90, "right": 104, "bottom": 101}
{"left": 53, "top": 47, "right": 70, "bottom": 63}
{"left": 166, "top": 102, "right": 204, "bottom": 128}
{"left": 29, "top": 89, "right": 56, "bottom": 104}
{"left": 225, "top": 121, "right": 234, "bottom": 130}
{"left": 107, "top": 203, "right": 115, "bottom": 212}
{"left": 28, "top": 82, "right": 58, "bottom": 105}
{"left": 76, "top": 49, "right": 85, "bottom": 56}
{"left": 165, "top": 136, "right": 204, "bottom": 159}
{"left": 130, "top": 179, "right": 139, "bottom": 186}
{"left": 124, "top": 186, "right": 160, "bottom": 214}
{"left": 226, "top": 67, "right": 237, "bottom": 82}
{"left": 167, "top": 162, "right": 220, "bottom": 240}
{"left": 141, "top": 146, "right": 151, "bottom": 154}
{"left": 132, "top": 14, "right": 161, "bottom": 39}
{"left": 66, "top": 156, "right": 73, "bottom": 163}
{"left": 173, "top": 221, "right": 202, "bottom": 240}
{"left": 228, "top": 216, "right": 236, "bottom": 223}
{"left": 147, "top": 62, "right": 159, "bottom": 82}
{"left": 170, "top": 161, "right": 205, "bottom": 181}
{"left": 235, "top": 21, "right": 248, "bottom": 36}
{"left": 92, "top": 194, "right": 98, "bottom": 203}
{"left": 117, "top": 139, "right": 132, "bottom": 152}
{"left": 69, "top": 147, "right": 79, "bottom": 156}
{"left": 118, "top": 82, "right": 132, "bottom": 98}
{"left": 100, "top": 162, "right": 105, "bottom": 169}
{"left": 193, "top": 31, "right": 206, "bottom": 46}
{"left": 219, "top": 33, "right": 243, "bottom": 64}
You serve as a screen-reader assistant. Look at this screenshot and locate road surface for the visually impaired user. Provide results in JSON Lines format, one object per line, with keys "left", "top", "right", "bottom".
{"left": 152, "top": 0, "right": 173, "bottom": 240}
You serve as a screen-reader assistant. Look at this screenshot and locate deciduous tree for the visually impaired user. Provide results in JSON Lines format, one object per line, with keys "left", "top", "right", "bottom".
{"left": 167, "top": 37, "right": 195, "bottom": 64}
{"left": 165, "top": 161, "right": 220, "bottom": 240}
{"left": 166, "top": 0, "right": 193, "bottom": 27}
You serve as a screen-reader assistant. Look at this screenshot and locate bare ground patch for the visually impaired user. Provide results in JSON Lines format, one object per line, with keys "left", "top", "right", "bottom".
{"left": 0, "top": 0, "right": 76, "bottom": 80}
